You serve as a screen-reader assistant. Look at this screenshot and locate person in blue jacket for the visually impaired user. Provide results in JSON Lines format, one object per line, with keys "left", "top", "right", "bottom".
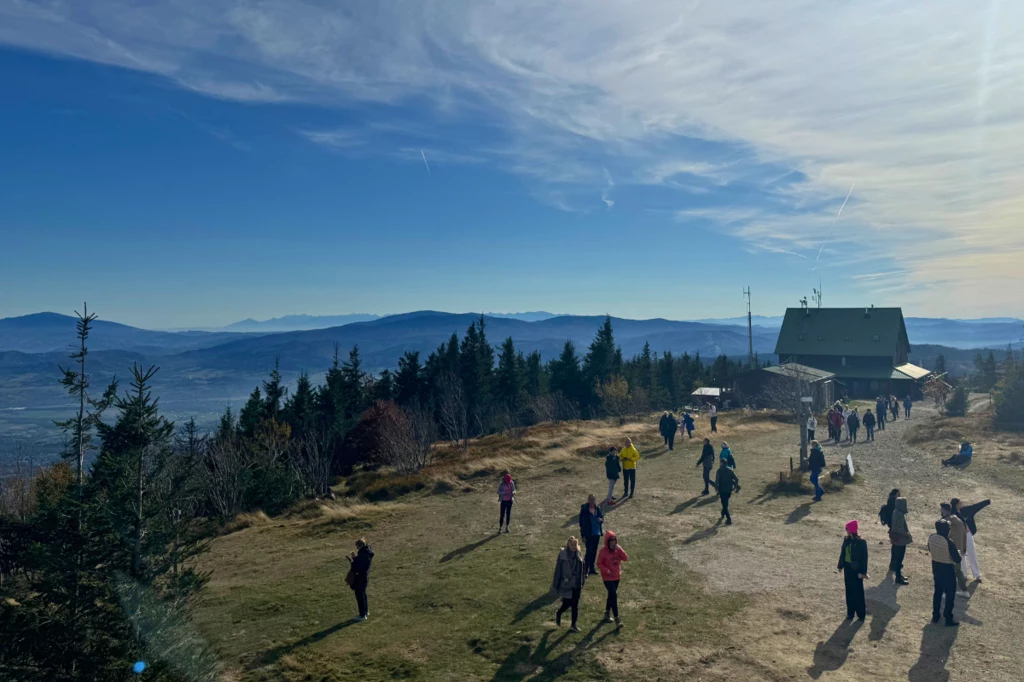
{"left": 682, "top": 412, "right": 696, "bottom": 439}
{"left": 942, "top": 440, "right": 973, "bottom": 467}
{"left": 719, "top": 442, "right": 737, "bottom": 470}
{"left": 578, "top": 494, "right": 605, "bottom": 576}
{"left": 903, "top": 395, "right": 913, "bottom": 419}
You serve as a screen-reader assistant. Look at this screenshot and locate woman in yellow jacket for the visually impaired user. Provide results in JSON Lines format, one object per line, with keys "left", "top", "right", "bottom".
{"left": 619, "top": 438, "right": 641, "bottom": 498}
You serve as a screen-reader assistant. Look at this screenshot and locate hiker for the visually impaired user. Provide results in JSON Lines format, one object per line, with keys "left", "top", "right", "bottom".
{"left": 808, "top": 440, "right": 826, "bottom": 501}
{"left": 837, "top": 520, "right": 868, "bottom": 622}
{"left": 619, "top": 438, "right": 640, "bottom": 497}
{"left": 719, "top": 442, "right": 737, "bottom": 470}
{"left": 829, "top": 407, "right": 843, "bottom": 443}
{"left": 715, "top": 461, "right": 740, "bottom": 525}
{"left": 843, "top": 405, "right": 860, "bottom": 444}
{"left": 696, "top": 438, "right": 716, "bottom": 495}
{"left": 597, "top": 530, "right": 628, "bottom": 626}
{"left": 666, "top": 412, "right": 679, "bottom": 450}
{"left": 346, "top": 537, "right": 375, "bottom": 621}
{"left": 952, "top": 498, "right": 989, "bottom": 583}
{"left": 659, "top": 412, "right": 670, "bottom": 446}
{"left": 904, "top": 394, "right": 913, "bottom": 419}
{"left": 863, "top": 409, "right": 876, "bottom": 442}
{"left": 928, "top": 520, "right": 961, "bottom": 626}
{"left": 890, "top": 395, "right": 899, "bottom": 422}
{"left": 579, "top": 494, "right": 605, "bottom": 576}
{"left": 604, "top": 447, "right": 621, "bottom": 504}
{"left": 709, "top": 403, "right": 718, "bottom": 433}
{"left": 683, "top": 411, "right": 696, "bottom": 439}
{"left": 942, "top": 440, "right": 973, "bottom": 467}
{"left": 842, "top": 406, "right": 853, "bottom": 441}
{"left": 807, "top": 413, "right": 817, "bottom": 442}
{"left": 875, "top": 396, "right": 887, "bottom": 431}
{"left": 497, "top": 473, "right": 516, "bottom": 534}
{"left": 552, "top": 536, "right": 586, "bottom": 632}
{"left": 940, "top": 503, "right": 970, "bottom": 597}
{"left": 888, "top": 496, "right": 912, "bottom": 585}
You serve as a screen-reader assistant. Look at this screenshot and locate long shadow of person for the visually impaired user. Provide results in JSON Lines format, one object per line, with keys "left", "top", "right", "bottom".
{"left": 807, "top": 620, "right": 863, "bottom": 679}
{"left": 248, "top": 619, "right": 359, "bottom": 669}
{"left": 785, "top": 502, "right": 813, "bottom": 524}
{"left": 670, "top": 495, "right": 718, "bottom": 515}
{"left": 864, "top": 578, "right": 900, "bottom": 642}
{"left": 682, "top": 517, "right": 724, "bottom": 546}
{"left": 511, "top": 591, "right": 559, "bottom": 623}
{"left": 908, "top": 582, "right": 980, "bottom": 681}
{"left": 440, "top": 533, "right": 500, "bottom": 563}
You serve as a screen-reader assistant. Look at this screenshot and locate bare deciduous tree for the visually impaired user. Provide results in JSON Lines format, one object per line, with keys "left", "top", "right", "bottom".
{"left": 757, "top": 365, "right": 816, "bottom": 467}
{"left": 290, "top": 428, "right": 334, "bottom": 498}
{"left": 376, "top": 406, "right": 438, "bottom": 474}
{"left": 203, "top": 435, "right": 248, "bottom": 521}
{"left": 437, "top": 371, "right": 469, "bottom": 449}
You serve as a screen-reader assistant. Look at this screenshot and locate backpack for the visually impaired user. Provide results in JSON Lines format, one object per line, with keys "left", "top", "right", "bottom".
{"left": 879, "top": 502, "right": 893, "bottom": 527}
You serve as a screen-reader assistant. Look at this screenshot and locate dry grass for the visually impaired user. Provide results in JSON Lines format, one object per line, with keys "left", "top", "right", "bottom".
{"left": 221, "top": 511, "right": 270, "bottom": 535}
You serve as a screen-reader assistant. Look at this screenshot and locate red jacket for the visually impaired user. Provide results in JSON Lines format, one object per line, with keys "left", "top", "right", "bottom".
{"left": 596, "top": 531, "right": 628, "bottom": 581}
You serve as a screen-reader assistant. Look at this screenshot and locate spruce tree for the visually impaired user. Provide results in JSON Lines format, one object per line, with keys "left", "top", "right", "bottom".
{"left": 373, "top": 369, "right": 396, "bottom": 402}
{"left": 340, "top": 346, "right": 368, "bottom": 428}
{"left": 238, "top": 387, "right": 264, "bottom": 439}
{"left": 261, "top": 356, "right": 288, "bottom": 422}
{"left": 549, "top": 340, "right": 583, "bottom": 405}
{"left": 284, "top": 371, "right": 317, "bottom": 439}
{"left": 395, "top": 350, "right": 426, "bottom": 407}
{"left": 495, "top": 337, "right": 524, "bottom": 406}
{"left": 524, "top": 351, "right": 546, "bottom": 397}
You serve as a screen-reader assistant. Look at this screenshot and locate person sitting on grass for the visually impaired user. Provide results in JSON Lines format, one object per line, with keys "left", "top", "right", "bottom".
{"left": 942, "top": 440, "right": 973, "bottom": 467}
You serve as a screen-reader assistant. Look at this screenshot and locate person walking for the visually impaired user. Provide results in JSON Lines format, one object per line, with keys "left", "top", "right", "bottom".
{"left": 837, "top": 520, "right": 868, "bottom": 622}
{"left": 579, "top": 494, "right": 605, "bottom": 576}
{"left": 497, "top": 473, "right": 516, "bottom": 534}
{"left": 597, "top": 530, "right": 628, "bottom": 627}
{"left": 808, "top": 440, "right": 826, "bottom": 502}
{"left": 888, "top": 496, "right": 912, "bottom": 585}
{"left": 829, "top": 407, "right": 843, "bottom": 443}
{"left": 847, "top": 409, "right": 860, "bottom": 444}
{"left": 863, "top": 409, "right": 876, "bottom": 442}
{"left": 346, "top": 538, "right": 375, "bottom": 621}
{"left": 619, "top": 439, "right": 641, "bottom": 497}
{"left": 928, "top": 520, "right": 961, "bottom": 626}
{"left": 940, "top": 503, "right": 970, "bottom": 597}
{"left": 683, "top": 411, "right": 696, "bottom": 439}
{"left": 890, "top": 395, "right": 899, "bottom": 422}
{"left": 875, "top": 396, "right": 887, "bottom": 431}
{"left": 904, "top": 395, "right": 913, "bottom": 419}
{"left": 666, "top": 412, "right": 679, "bottom": 451}
{"left": 942, "top": 440, "right": 973, "bottom": 467}
{"left": 659, "top": 412, "right": 670, "bottom": 446}
{"left": 696, "top": 438, "right": 716, "bottom": 495}
{"left": 552, "top": 537, "right": 586, "bottom": 632}
{"left": 709, "top": 403, "right": 718, "bottom": 433}
{"left": 952, "top": 497, "right": 989, "bottom": 583}
{"left": 715, "top": 461, "right": 740, "bottom": 525}
{"left": 603, "top": 447, "right": 621, "bottom": 504}
{"left": 719, "top": 442, "right": 737, "bottom": 470}
{"left": 841, "top": 406, "right": 853, "bottom": 442}
{"left": 807, "top": 413, "right": 817, "bottom": 442}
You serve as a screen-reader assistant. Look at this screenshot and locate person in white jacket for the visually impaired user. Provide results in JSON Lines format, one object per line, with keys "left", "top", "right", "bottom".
{"left": 806, "top": 414, "right": 817, "bottom": 442}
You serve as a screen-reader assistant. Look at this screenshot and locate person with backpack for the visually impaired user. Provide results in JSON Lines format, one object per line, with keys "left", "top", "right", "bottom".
{"left": 846, "top": 409, "right": 860, "bottom": 444}
{"left": 346, "top": 538, "right": 375, "bottom": 621}
{"left": 603, "top": 447, "right": 621, "bottom": 504}
{"left": 552, "top": 537, "right": 586, "bottom": 632}
{"left": 497, "top": 473, "right": 516, "bottom": 534}
{"left": 683, "top": 411, "right": 696, "bottom": 439}
{"left": 716, "top": 461, "right": 740, "bottom": 525}
{"left": 875, "top": 396, "right": 887, "bottom": 431}
{"left": 597, "top": 530, "right": 628, "bottom": 627}
{"left": 928, "top": 520, "right": 961, "bottom": 626}
{"left": 619, "top": 439, "right": 641, "bottom": 498}
{"left": 709, "top": 403, "right": 718, "bottom": 433}
{"left": 863, "top": 409, "right": 876, "bottom": 441}
{"left": 952, "top": 497, "right": 989, "bottom": 583}
{"left": 579, "top": 494, "right": 605, "bottom": 576}
{"left": 940, "top": 503, "right": 970, "bottom": 597}
{"left": 904, "top": 395, "right": 913, "bottom": 419}
{"left": 719, "top": 442, "right": 737, "bottom": 470}
{"left": 666, "top": 412, "right": 679, "bottom": 451}
{"left": 808, "top": 440, "right": 826, "bottom": 501}
{"left": 659, "top": 412, "right": 670, "bottom": 446}
{"left": 696, "top": 438, "right": 716, "bottom": 495}
{"left": 887, "top": 496, "right": 912, "bottom": 585}
{"left": 837, "top": 520, "right": 868, "bottom": 622}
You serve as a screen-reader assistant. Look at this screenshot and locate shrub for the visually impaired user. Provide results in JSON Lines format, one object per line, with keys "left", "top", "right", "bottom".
{"left": 945, "top": 385, "right": 969, "bottom": 417}
{"left": 994, "top": 357, "right": 1024, "bottom": 431}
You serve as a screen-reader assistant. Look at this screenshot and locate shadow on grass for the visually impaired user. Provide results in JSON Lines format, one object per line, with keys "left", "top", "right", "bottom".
{"left": 670, "top": 495, "right": 718, "bottom": 515}
{"left": 785, "top": 502, "right": 813, "bottom": 524}
{"left": 490, "top": 623, "right": 619, "bottom": 681}
{"left": 681, "top": 517, "right": 724, "bottom": 546}
{"left": 807, "top": 619, "right": 862, "bottom": 679}
{"left": 511, "top": 591, "right": 560, "bottom": 623}
{"left": 248, "top": 619, "right": 360, "bottom": 669}
{"left": 441, "top": 532, "right": 499, "bottom": 563}
{"left": 864, "top": 577, "right": 900, "bottom": 642}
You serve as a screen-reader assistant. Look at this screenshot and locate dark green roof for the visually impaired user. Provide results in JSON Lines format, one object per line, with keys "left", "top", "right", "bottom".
{"left": 774, "top": 307, "right": 910, "bottom": 358}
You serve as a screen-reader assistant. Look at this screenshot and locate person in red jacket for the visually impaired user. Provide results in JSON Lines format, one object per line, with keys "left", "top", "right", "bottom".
{"left": 596, "top": 530, "right": 628, "bottom": 627}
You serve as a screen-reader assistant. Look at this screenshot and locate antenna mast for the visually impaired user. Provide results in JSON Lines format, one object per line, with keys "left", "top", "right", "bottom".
{"left": 743, "top": 287, "right": 754, "bottom": 367}
{"left": 812, "top": 278, "right": 823, "bottom": 308}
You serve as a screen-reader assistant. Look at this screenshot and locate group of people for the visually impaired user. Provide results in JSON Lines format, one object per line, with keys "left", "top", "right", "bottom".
{"left": 839, "top": 490, "right": 990, "bottom": 627}
{"left": 816, "top": 394, "right": 912, "bottom": 447}
{"left": 658, "top": 410, "right": 698, "bottom": 450}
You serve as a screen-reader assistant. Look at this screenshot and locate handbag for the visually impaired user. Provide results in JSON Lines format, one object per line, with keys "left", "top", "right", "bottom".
{"left": 344, "top": 567, "right": 356, "bottom": 589}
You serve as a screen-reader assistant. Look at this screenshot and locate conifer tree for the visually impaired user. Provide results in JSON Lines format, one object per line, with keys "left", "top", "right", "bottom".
{"left": 261, "top": 356, "right": 288, "bottom": 422}
{"left": 372, "top": 370, "right": 395, "bottom": 402}
{"left": 395, "top": 351, "right": 426, "bottom": 407}
{"left": 524, "top": 350, "right": 545, "bottom": 397}
{"left": 237, "top": 387, "right": 264, "bottom": 439}
{"left": 549, "top": 340, "right": 583, "bottom": 405}
{"left": 495, "top": 337, "right": 524, "bottom": 406}
{"left": 284, "top": 371, "right": 317, "bottom": 439}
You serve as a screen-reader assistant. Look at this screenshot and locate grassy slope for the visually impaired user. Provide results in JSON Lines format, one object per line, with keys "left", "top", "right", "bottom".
{"left": 194, "top": 419, "right": 754, "bottom": 682}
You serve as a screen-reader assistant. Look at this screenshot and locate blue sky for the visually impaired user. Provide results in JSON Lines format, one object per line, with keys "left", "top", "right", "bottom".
{"left": 2, "top": 1, "right": 1023, "bottom": 329}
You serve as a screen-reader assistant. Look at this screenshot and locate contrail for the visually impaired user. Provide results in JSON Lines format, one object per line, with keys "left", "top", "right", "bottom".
{"left": 813, "top": 182, "right": 855, "bottom": 270}
{"left": 420, "top": 150, "right": 431, "bottom": 174}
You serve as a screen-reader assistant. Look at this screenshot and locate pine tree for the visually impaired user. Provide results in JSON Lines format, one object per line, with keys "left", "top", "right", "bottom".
{"left": 395, "top": 351, "right": 426, "bottom": 407}
{"left": 583, "top": 316, "right": 620, "bottom": 387}
{"left": 549, "top": 340, "right": 583, "bottom": 405}
{"left": 340, "top": 346, "right": 368, "bottom": 428}
{"left": 262, "top": 356, "right": 288, "bottom": 422}
{"left": 372, "top": 370, "right": 395, "bottom": 402}
{"left": 524, "top": 351, "right": 546, "bottom": 397}
{"left": 238, "top": 387, "right": 264, "bottom": 439}
{"left": 934, "top": 354, "right": 947, "bottom": 374}
{"left": 495, "top": 337, "right": 524, "bottom": 406}
{"left": 284, "top": 371, "right": 317, "bottom": 438}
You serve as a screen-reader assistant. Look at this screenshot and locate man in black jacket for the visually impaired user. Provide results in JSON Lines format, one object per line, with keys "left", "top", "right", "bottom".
{"left": 808, "top": 441, "right": 827, "bottom": 501}
{"left": 696, "top": 438, "right": 716, "bottom": 495}
{"left": 659, "top": 412, "right": 670, "bottom": 445}
{"left": 715, "top": 464, "right": 740, "bottom": 525}
{"left": 348, "top": 538, "right": 375, "bottom": 621}
{"left": 579, "top": 495, "right": 604, "bottom": 576}
{"left": 666, "top": 412, "right": 679, "bottom": 451}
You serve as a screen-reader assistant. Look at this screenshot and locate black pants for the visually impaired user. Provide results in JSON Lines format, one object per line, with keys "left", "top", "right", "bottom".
{"left": 557, "top": 588, "right": 580, "bottom": 625}
{"left": 843, "top": 567, "right": 866, "bottom": 619}
{"left": 720, "top": 493, "right": 732, "bottom": 522}
{"left": 499, "top": 500, "right": 512, "bottom": 528}
{"left": 808, "top": 428, "right": 815, "bottom": 442}
{"left": 866, "top": 425, "right": 874, "bottom": 441}
{"left": 355, "top": 586, "right": 368, "bottom": 617}
{"left": 942, "top": 454, "right": 971, "bottom": 467}
{"left": 702, "top": 466, "right": 713, "bottom": 493}
{"left": 667, "top": 431, "right": 675, "bottom": 450}
{"left": 905, "top": 406, "right": 911, "bottom": 418}
{"left": 686, "top": 426, "right": 693, "bottom": 439}
{"left": 850, "top": 427, "right": 858, "bottom": 443}
{"left": 932, "top": 563, "right": 956, "bottom": 621}
{"left": 710, "top": 416, "right": 718, "bottom": 432}
{"left": 623, "top": 469, "right": 636, "bottom": 496}
{"left": 890, "top": 545, "right": 907, "bottom": 577}
{"left": 662, "top": 432, "right": 668, "bottom": 445}
{"left": 584, "top": 535, "right": 600, "bottom": 574}
{"left": 891, "top": 408, "right": 898, "bottom": 421}
{"left": 604, "top": 580, "right": 619, "bottom": 618}
{"left": 878, "top": 414, "right": 885, "bottom": 430}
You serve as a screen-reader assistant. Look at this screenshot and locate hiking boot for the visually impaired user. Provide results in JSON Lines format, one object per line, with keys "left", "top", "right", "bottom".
{"left": 504, "top": 527, "right": 510, "bottom": 534}
{"left": 355, "top": 615, "right": 367, "bottom": 622}
{"left": 603, "top": 611, "right": 613, "bottom": 623}
{"left": 932, "top": 614, "right": 940, "bottom": 624}
{"left": 895, "top": 576, "right": 910, "bottom": 586}
{"left": 555, "top": 610, "right": 561, "bottom": 627}
{"left": 615, "top": 617, "right": 622, "bottom": 627}
{"left": 945, "top": 619, "right": 960, "bottom": 627}
{"left": 725, "top": 519, "right": 733, "bottom": 526}
{"left": 569, "top": 624, "right": 581, "bottom": 633}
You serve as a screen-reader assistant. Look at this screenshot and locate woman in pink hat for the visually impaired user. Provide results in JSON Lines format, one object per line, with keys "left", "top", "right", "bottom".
{"left": 837, "top": 519, "right": 869, "bottom": 622}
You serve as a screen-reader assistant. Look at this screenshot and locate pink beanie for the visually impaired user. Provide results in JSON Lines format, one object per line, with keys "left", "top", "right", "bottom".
{"left": 845, "top": 519, "right": 859, "bottom": 535}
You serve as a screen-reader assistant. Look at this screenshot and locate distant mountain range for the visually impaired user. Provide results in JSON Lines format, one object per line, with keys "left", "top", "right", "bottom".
{"left": 216, "top": 311, "right": 559, "bottom": 332}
